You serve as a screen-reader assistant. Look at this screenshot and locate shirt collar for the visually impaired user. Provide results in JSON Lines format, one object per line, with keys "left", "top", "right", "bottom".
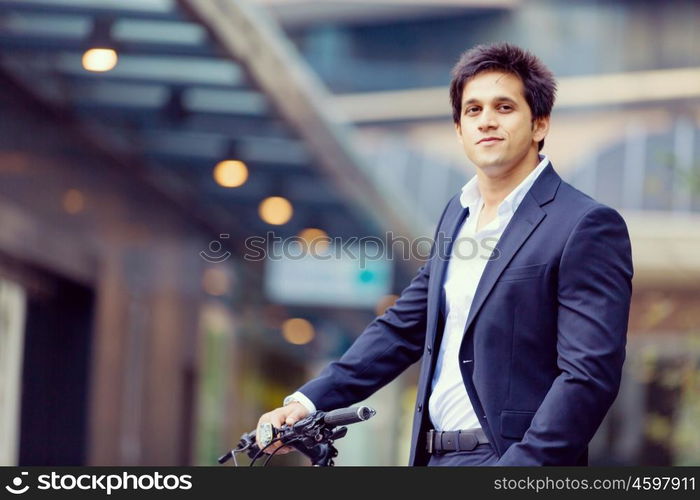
{"left": 459, "top": 154, "right": 550, "bottom": 214}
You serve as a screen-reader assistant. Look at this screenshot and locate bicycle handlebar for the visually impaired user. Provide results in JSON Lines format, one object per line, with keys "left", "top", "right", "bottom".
{"left": 218, "top": 405, "right": 376, "bottom": 467}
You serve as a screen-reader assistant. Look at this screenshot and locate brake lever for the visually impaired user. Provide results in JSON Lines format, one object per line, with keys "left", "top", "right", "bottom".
{"left": 218, "top": 430, "right": 256, "bottom": 464}
{"left": 328, "top": 426, "right": 347, "bottom": 440}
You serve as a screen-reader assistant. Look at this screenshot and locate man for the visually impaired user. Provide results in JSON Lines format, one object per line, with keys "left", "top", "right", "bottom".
{"left": 257, "top": 42, "right": 633, "bottom": 466}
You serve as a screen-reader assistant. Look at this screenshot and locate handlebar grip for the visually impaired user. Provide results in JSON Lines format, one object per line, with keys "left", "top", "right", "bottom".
{"left": 322, "top": 406, "right": 376, "bottom": 427}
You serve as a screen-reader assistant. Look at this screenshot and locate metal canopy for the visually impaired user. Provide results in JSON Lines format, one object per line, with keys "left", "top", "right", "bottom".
{"left": 0, "top": 0, "right": 417, "bottom": 244}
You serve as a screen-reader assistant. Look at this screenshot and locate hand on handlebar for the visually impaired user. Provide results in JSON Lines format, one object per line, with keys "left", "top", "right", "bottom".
{"left": 255, "top": 401, "right": 310, "bottom": 455}
{"left": 221, "top": 405, "right": 376, "bottom": 466}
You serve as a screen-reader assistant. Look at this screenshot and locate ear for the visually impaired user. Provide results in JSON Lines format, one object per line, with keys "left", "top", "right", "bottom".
{"left": 532, "top": 115, "right": 550, "bottom": 144}
{"left": 454, "top": 122, "right": 463, "bottom": 143}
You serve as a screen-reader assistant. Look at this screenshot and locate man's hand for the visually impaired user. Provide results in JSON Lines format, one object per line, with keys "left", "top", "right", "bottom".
{"left": 255, "top": 402, "right": 310, "bottom": 454}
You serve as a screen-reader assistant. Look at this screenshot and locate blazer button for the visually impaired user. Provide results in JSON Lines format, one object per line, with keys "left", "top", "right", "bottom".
{"left": 417, "top": 403, "right": 422, "bottom": 412}
{"left": 427, "top": 345, "right": 432, "bottom": 355}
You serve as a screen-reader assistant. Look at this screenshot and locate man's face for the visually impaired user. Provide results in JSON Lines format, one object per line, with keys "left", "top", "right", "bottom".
{"left": 455, "top": 70, "right": 548, "bottom": 178}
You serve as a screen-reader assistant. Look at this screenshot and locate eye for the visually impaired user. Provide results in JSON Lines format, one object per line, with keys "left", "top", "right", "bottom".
{"left": 465, "top": 106, "right": 480, "bottom": 116}
{"left": 498, "top": 104, "right": 513, "bottom": 112}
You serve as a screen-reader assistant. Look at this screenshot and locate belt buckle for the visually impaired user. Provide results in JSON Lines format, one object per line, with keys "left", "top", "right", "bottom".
{"left": 427, "top": 430, "right": 434, "bottom": 454}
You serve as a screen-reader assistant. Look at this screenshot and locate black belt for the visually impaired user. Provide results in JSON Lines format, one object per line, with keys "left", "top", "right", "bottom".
{"left": 426, "top": 428, "right": 489, "bottom": 454}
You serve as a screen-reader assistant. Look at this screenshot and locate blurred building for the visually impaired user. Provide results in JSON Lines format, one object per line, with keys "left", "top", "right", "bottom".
{"left": 0, "top": 0, "right": 415, "bottom": 466}
{"left": 0, "top": 0, "right": 698, "bottom": 466}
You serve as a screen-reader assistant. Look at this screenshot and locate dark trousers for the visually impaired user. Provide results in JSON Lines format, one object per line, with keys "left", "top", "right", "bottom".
{"left": 427, "top": 443, "right": 499, "bottom": 466}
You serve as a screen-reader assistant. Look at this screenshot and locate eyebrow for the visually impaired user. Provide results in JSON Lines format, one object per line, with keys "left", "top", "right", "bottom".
{"left": 462, "top": 96, "right": 518, "bottom": 107}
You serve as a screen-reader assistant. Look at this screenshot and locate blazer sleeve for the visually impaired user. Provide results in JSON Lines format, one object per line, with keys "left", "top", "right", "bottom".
{"left": 295, "top": 198, "right": 455, "bottom": 412}
{"left": 496, "top": 205, "right": 633, "bottom": 465}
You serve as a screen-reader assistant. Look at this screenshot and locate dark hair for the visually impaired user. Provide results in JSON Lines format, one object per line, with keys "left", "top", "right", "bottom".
{"left": 449, "top": 42, "right": 556, "bottom": 151}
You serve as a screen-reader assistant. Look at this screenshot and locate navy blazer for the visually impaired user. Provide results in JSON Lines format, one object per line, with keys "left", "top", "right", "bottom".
{"left": 297, "top": 163, "right": 633, "bottom": 466}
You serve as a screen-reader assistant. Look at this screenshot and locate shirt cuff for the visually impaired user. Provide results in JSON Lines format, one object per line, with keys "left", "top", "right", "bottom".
{"left": 283, "top": 391, "right": 316, "bottom": 413}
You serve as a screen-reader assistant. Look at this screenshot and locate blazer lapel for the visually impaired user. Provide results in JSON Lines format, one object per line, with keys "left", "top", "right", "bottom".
{"left": 429, "top": 201, "right": 469, "bottom": 339}
{"left": 462, "top": 164, "right": 561, "bottom": 336}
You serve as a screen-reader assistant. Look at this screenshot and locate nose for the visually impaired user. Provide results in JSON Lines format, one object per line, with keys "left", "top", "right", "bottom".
{"left": 477, "top": 108, "right": 498, "bottom": 132}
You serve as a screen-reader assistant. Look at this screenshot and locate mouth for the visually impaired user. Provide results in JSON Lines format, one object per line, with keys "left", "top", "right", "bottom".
{"left": 477, "top": 137, "right": 503, "bottom": 144}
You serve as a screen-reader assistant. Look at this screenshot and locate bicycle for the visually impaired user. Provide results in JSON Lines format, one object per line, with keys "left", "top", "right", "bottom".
{"left": 218, "top": 406, "right": 376, "bottom": 467}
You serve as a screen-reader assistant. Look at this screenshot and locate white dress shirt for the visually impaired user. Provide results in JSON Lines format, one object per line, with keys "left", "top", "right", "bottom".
{"left": 287, "top": 156, "right": 551, "bottom": 428}
{"left": 428, "top": 155, "right": 549, "bottom": 431}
